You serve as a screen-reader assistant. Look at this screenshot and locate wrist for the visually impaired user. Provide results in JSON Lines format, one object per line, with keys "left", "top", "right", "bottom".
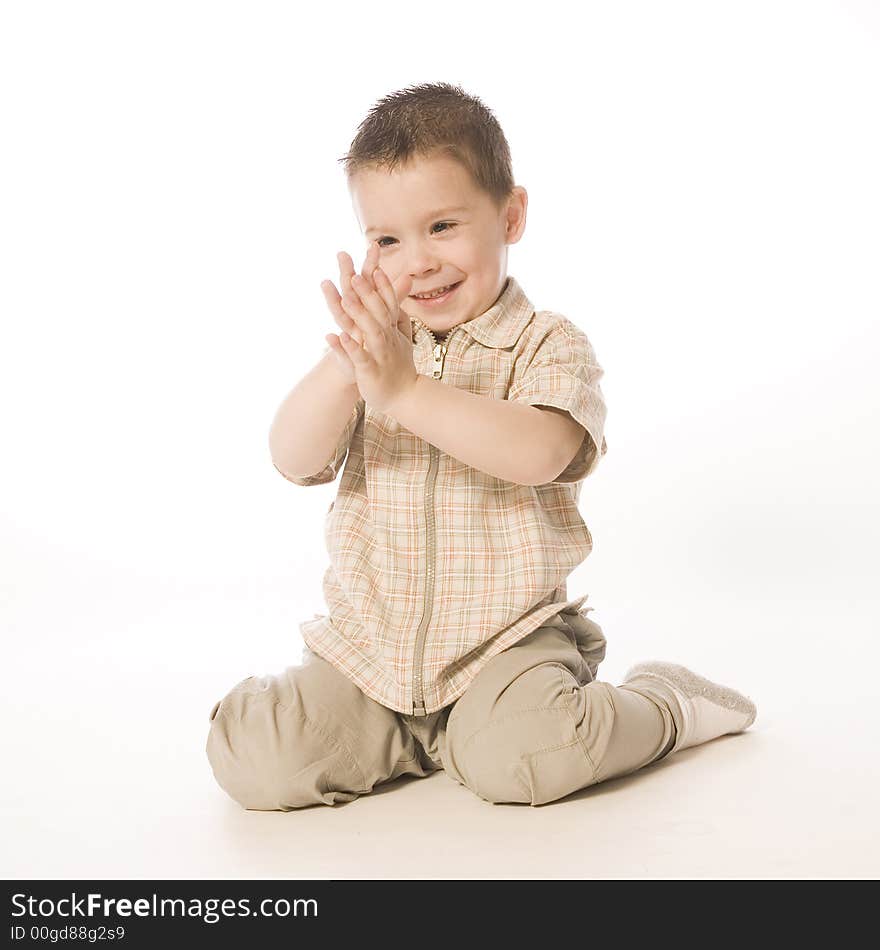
{"left": 387, "top": 371, "right": 422, "bottom": 421}
{"left": 322, "top": 346, "right": 362, "bottom": 395}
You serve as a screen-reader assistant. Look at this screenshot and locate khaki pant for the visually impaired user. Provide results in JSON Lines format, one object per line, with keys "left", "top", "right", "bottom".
{"left": 206, "top": 614, "right": 684, "bottom": 809}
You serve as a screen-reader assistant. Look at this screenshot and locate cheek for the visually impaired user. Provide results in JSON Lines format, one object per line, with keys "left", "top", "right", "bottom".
{"left": 454, "top": 244, "right": 482, "bottom": 270}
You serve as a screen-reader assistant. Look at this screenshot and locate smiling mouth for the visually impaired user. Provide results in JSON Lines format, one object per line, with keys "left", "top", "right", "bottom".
{"left": 409, "top": 280, "right": 463, "bottom": 302}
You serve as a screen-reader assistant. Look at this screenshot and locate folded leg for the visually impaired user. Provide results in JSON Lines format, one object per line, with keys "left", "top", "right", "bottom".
{"left": 441, "top": 621, "right": 679, "bottom": 805}
{"left": 206, "top": 650, "right": 437, "bottom": 810}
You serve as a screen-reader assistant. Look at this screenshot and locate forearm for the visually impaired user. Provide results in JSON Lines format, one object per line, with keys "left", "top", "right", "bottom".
{"left": 388, "top": 374, "right": 555, "bottom": 486}
{"left": 269, "top": 347, "right": 361, "bottom": 477}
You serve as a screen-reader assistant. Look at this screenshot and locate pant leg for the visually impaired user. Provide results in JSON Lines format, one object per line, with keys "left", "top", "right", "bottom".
{"left": 440, "top": 620, "right": 683, "bottom": 806}
{"left": 206, "top": 650, "right": 437, "bottom": 811}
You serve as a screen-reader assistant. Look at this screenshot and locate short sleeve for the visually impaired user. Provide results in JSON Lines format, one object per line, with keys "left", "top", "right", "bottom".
{"left": 507, "top": 317, "right": 608, "bottom": 483}
{"left": 273, "top": 396, "right": 364, "bottom": 487}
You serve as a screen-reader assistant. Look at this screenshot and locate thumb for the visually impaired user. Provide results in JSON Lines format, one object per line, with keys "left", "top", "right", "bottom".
{"left": 393, "top": 271, "right": 413, "bottom": 306}
{"left": 393, "top": 272, "right": 414, "bottom": 341}
{"left": 397, "top": 311, "right": 413, "bottom": 342}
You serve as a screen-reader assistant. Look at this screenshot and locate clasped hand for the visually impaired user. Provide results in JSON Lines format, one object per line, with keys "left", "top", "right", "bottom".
{"left": 321, "top": 241, "right": 418, "bottom": 416}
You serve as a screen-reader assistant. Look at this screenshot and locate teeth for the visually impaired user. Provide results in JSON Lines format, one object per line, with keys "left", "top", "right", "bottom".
{"left": 413, "top": 283, "right": 455, "bottom": 299}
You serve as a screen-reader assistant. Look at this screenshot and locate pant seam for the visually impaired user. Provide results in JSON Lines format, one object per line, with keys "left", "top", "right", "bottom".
{"left": 458, "top": 704, "right": 587, "bottom": 804}
{"left": 558, "top": 667, "right": 600, "bottom": 780}
{"left": 460, "top": 704, "right": 571, "bottom": 755}
{"left": 273, "top": 701, "right": 370, "bottom": 794}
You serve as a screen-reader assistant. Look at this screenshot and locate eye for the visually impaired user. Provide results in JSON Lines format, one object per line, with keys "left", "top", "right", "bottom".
{"left": 375, "top": 222, "right": 457, "bottom": 248}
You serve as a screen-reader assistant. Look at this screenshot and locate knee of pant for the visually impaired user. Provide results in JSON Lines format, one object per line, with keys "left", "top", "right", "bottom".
{"left": 446, "top": 707, "right": 591, "bottom": 806}
{"left": 206, "top": 674, "right": 366, "bottom": 811}
{"left": 451, "top": 662, "right": 574, "bottom": 738}
{"left": 451, "top": 743, "right": 534, "bottom": 805}
{"left": 444, "top": 667, "right": 592, "bottom": 806}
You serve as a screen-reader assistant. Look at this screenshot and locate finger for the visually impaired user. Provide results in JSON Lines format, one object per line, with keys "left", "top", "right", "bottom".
{"left": 341, "top": 279, "right": 386, "bottom": 346}
{"left": 338, "top": 250, "right": 371, "bottom": 344}
{"left": 392, "top": 271, "right": 414, "bottom": 306}
{"left": 321, "top": 280, "right": 365, "bottom": 345}
{"left": 340, "top": 299, "right": 383, "bottom": 356}
{"left": 338, "top": 250, "right": 358, "bottom": 299}
{"left": 372, "top": 265, "right": 397, "bottom": 317}
{"left": 351, "top": 272, "right": 393, "bottom": 329}
{"left": 373, "top": 267, "right": 411, "bottom": 339}
{"left": 326, "top": 331, "right": 359, "bottom": 367}
{"left": 376, "top": 267, "right": 413, "bottom": 343}
{"left": 391, "top": 272, "right": 414, "bottom": 336}
{"left": 339, "top": 330, "right": 372, "bottom": 365}
{"left": 361, "top": 240, "right": 380, "bottom": 284}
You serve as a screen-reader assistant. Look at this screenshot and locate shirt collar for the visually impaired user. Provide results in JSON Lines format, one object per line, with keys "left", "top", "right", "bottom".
{"left": 410, "top": 275, "right": 535, "bottom": 349}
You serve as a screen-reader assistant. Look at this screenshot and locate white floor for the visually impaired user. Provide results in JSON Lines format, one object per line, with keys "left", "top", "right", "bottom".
{"left": 3, "top": 572, "right": 878, "bottom": 881}
{"left": 3, "top": 0, "right": 879, "bottom": 886}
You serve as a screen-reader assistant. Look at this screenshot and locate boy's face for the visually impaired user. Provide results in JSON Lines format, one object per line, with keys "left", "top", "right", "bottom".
{"left": 349, "top": 152, "right": 527, "bottom": 337}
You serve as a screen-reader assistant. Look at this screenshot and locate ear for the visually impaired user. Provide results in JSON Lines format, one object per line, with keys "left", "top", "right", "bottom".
{"left": 504, "top": 186, "right": 528, "bottom": 245}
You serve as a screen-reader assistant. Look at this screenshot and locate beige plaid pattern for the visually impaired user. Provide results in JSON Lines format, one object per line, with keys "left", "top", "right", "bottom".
{"left": 276, "top": 275, "right": 609, "bottom": 715}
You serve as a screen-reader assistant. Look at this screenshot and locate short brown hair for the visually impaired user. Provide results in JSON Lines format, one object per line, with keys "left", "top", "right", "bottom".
{"left": 339, "top": 82, "right": 515, "bottom": 209}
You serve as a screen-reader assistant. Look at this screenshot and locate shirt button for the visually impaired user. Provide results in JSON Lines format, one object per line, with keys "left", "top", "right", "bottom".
{"left": 387, "top": 418, "right": 400, "bottom": 434}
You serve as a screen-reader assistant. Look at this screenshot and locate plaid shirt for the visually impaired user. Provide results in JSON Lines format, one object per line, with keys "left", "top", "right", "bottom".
{"left": 277, "top": 275, "right": 609, "bottom": 715}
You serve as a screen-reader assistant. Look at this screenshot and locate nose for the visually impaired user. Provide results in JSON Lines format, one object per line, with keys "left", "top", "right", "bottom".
{"left": 407, "top": 240, "right": 441, "bottom": 279}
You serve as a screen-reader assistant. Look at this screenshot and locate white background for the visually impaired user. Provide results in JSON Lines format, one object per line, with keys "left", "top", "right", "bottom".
{"left": 2, "top": 0, "right": 878, "bottom": 880}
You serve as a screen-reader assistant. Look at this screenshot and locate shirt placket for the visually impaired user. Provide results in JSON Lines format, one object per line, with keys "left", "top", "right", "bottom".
{"left": 409, "top": 319, "right": 458, "bottom": 716}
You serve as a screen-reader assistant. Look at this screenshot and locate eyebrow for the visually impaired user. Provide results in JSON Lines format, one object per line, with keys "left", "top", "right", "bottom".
{"left": 365, "top": 206, "right": 469, "bottom": 236}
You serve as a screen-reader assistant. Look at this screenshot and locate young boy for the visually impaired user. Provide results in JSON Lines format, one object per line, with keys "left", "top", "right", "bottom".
{"left": 206, "top": 82, "right": 757, "bottom": 810}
